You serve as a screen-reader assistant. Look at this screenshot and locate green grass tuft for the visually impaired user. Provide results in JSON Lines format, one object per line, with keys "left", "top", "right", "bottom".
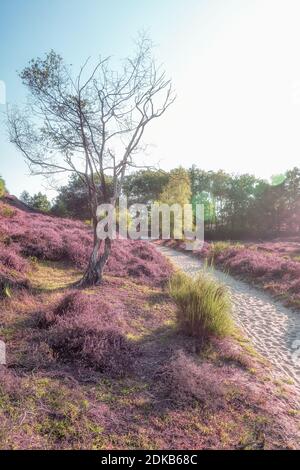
{"left": 169, "top": 270, "right": 233, "bottom": 339}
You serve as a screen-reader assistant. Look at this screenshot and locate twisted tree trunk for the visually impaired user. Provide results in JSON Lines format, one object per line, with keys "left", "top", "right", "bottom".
{"left": 79, "top": 236, "right": 112, "bottom": 287}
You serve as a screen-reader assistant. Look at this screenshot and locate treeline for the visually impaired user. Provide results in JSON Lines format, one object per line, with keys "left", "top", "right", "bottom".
{"left": 14, "top": 165, "right": 300, "bottom": 239}
{"left": 20, "top": 191, "right": 51, "bottom": 213}
{"left": 189, "top": 166, "right": 300, "bottom": 239}
{"left": 124, "top": 166, "right": 300, "bottom": 238}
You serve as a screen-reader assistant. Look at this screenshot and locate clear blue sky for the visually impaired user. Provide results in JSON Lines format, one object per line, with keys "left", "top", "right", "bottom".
{"left": 1, "top": 0, "right": 300, "bottom": 199}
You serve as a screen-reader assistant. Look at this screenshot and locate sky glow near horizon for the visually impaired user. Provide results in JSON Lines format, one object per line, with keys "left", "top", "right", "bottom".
{"left": 1, "top": 0, "right": 300, "bottom": 198}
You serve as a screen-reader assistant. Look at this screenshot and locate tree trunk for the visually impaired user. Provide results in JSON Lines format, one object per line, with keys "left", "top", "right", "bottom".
{"left": 78, "top": 237, "right": 112, "bottom": 287}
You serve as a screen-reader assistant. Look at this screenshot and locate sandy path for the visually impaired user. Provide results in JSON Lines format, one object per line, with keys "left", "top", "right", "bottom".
{"left": 156, "top": 244, "right": 300, "bottom": 391}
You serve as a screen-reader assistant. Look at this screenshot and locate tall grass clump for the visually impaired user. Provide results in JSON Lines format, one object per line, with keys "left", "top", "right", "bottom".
{"left": 211, "top": 241, "right": 231, "bottom": 255}
{"left": 169, "top": 271, "right": 233, "bottom": 339}
{"left": 206, "top": 241, "right": 231, "bottom": 266}
{"left": 207, "top": 241, "right": 244, "bottom": 267}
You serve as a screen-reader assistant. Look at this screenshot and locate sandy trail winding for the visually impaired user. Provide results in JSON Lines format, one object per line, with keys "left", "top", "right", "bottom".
{"left": 156, "top": 244, "right": 300, "bottom": 391}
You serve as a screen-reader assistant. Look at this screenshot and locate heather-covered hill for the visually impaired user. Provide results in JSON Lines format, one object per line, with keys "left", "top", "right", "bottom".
{"left": 0, "top": 198, "right": 171, "bottom": 297}
{"left": 0, "top": 197, "right": 299, "bottom": 449}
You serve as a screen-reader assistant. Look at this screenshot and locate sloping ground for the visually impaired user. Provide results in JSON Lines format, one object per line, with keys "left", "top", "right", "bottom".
{"left": 0, "top": 199, "right": 299, "bottom": 449}
{"left": 2, "top": 194, "right": 36, "bottom": 213}
{"left": 0, "top": 199, "right": 171, "bottom": 293}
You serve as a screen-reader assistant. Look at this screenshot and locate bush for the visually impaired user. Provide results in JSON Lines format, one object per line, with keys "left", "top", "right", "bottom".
{"left": 0, "top": 245, "right": 29, "bottom": 272}
{"left": 207, "top": 241, "right": 244, "bottom": 265}
{"left": 35, "top": 290, "right": 136, "bottom": 376}
{"left": 0, "top": 205, "right": 15, "bottom": 218}
{"left": 107, "top": 240, "right": 172, "bottom": 286}
{"left": 0, "top": 270, "right": 30, "bottom": 298}
{"left": 35, "top": 290, "right": 113, "bottom": 328}
{"left": 169, "top": 270, "right": 233, "bottom": 339}
{"left": 18, "top": 341, "right": 56, "bottom": 370}
{"left": 0, "top": 177, "right": 5, "bottom": 198}
{"left": 0, "top": 245, "right": 30, "bottom": 297}
{"left": 0, "top": 367, "right": 23, "bottom": 399}
{"left": 48, "top": 316, "right": 137, "bottom": 377}
{"left": 155, "top": 350, "right": 225, "bottom": 408}
{"left": 53, "top": 291, "right": 90, "bottom": 317}
{"left": 212, "top": 246, "right": 300, "bottom": 306}
{"left": 210, "top": 241, "right": 231, "bottom": 256}
{"left": 36, "top": 291, "right": 89, "bottom": 328}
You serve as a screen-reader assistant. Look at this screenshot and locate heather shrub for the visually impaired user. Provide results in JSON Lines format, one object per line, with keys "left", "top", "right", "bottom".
{"left": 107, "top": 240, "right": 172, "bottom": 286}
{"left": 210, "top": 337, "right": 252, "bottom": 369}
{"left": 35, "top": 291, "right": 113, "bottom": 328}
{"left": 289, "top": 279, "right": 300, "bottom": 294}
{"left": 36, "top": 290, "right": 134, "bottom": 375}
{"left": 0, "top": 245, "right": 29, "bottom": 272}
{"left": 48, "top": 315, "right": 137, "bottom": 377}
{"left": 54, "top": 291, "right": 91, "bottom": 317}
{"left": 18, "top": 341, "right": 56, "bottom": 370}
{"left": 0, "top": 206, "right": 15, "bottom": 218}
{"left": 0, "top": 243, "right": 31, "bottom": 297}
{"left": 131, "top": 243, "right": 155, "bottom": 261}
{"left": 169, "top": 271, "right": 233, "bottom": 339}
{"left": 0, "top": 202, "right": 91, "bottom": 266}
{"left": 194, "top": 241, "right": 211, "bottom": 258}
{"left": 188, "top": 241, "right": 300, "bottom": 308}
{"left": 0, "top": 367, "right": 23, "bottom": 400}
{"left": 36, "top": 291, "right": 86, "bottom": 328}
{"left": 215, "top": 247, "right": 288, "bottom": 279}
{"left": 0, "top": 201, "right": 172, "bottom": 284}
{"left": 127, "top": 257, "right": 171, "bottom": 285}
{"left": 19, "top": 228, "right": 64, "bottom": 261}
{"left": 155, "top": 350, "right": 225, "bottom": 408}
{"left": 0, "top": 267, "right": 30, "bottom": 298}
{"left": 207, "top": 241, "right": 244, "bottom": 265}
{"left": 211, "top": 241, "right": 231, "bottom": 256}
{"left": 63, "top": 238, "right": 91, "bottom": 269}
{"left": 128, "top": 261, "right": 152, "bottom": 278}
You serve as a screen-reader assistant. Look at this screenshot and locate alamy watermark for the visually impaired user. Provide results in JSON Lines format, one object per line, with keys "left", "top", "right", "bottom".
{"left": 96, "top": 197, "right": 204, "bottom": 250}
{"left": 0, "top": 80, "right": 6, "bottom": 105}
{"left": 291, "top": 339, "right": 300, "bottom": 367}
{"left": 0, "top": 340, "right": 6, "bottom": 365}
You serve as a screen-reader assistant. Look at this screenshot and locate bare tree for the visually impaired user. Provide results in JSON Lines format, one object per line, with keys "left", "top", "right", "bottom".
{"left": 7, "top": 36, "right": 175, "bottom": 286}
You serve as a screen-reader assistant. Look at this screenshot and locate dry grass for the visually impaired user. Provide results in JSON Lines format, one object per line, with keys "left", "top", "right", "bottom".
{"left": 28, "top": 260, "right": 81, "bottom": 292}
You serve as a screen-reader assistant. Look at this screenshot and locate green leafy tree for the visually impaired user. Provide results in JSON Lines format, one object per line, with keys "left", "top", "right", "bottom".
{"left": 0, "top": 176, "right": 6, "bottom": 197}
{"left": 123, "top": 170, "right": 169, "bottom": 205}
{"left": 20, "top": 190, "right": 32, "bottom": 206}
{"left": 159, "top": 167, "right": 191, "bottom": 206}
{"left": 284, "top": 168, "right": 300, "bottom": 231}
{"left": 225, "top": 174, "right": 258, "bottom": 235}
{"left": 20, "top": 191, "right": 51, "bottom": 212}
{"left": 52, "top": 174, "right": 113, "bottom": 220}
{"left": 188, "top": 166, "right": 300, "bottom": 238}
{"left": 30, "top": 192, "right": 51, "bottom": 212}
{"left": 51, "top": 175, "right": 89, "bottom": 219}
{"left": 158, "top": 168, "right": 191, "bottom": 238}
{"left": 192, "top": 191, "right": 215, "bottom": 226}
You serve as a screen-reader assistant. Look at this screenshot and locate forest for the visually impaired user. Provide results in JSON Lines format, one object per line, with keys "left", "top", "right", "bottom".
{"left": 22, "top": 166, "right": 300, "bottom": 240}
